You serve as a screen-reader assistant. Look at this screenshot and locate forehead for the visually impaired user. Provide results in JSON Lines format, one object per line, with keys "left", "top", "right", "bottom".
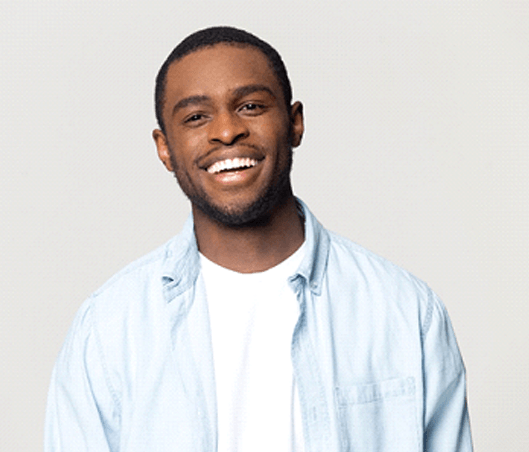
{"left": 164, "top": 44, "right": 281, "bottom": 105}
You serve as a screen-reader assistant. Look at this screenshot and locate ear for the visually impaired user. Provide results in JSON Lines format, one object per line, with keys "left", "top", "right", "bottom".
{"left": 289, "top": 101, "right": 304, "bottom": 148}
{"left": 153, "top": 129, "right": 174, "bottom": 172}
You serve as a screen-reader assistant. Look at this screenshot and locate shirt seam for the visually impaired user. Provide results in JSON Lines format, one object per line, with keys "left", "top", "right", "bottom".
{"left": 88, "top": 297, "right": 123, "bottom": 412}
{"left": 422, "top": 289, "right": 435, "bottom": 338}
{"left": 423, "top": 289, "right": 463, "bottom": 377}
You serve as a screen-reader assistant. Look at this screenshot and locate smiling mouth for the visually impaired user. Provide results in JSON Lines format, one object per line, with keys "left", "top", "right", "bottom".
{"left": 206, "top": 157, "right": 260, "bottom": 174}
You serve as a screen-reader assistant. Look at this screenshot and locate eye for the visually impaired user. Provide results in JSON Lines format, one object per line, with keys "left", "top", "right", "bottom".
{"left": 183, "top": 112, "right": 208, "bottom": 127}
{"left": 239, "top": 102, "right": 266, "bottom": 115}
{"left": 185, "top": 113, "right": 203, "bottom": 123}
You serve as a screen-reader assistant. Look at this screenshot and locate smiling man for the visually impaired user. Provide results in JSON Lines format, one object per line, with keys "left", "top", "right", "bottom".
{"left": 45, "top": 27, "right": 473, "bottom": 451}
{"left": 152, "top": 40, "right": 304, "bottom": 273}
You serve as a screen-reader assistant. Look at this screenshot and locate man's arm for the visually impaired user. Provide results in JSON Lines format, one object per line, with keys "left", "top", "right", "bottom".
{"left": 422, "top": 291, "right": 473, "bottom": 451}
{"left": 44, "top": 299, "right": 119, "bottom": 452}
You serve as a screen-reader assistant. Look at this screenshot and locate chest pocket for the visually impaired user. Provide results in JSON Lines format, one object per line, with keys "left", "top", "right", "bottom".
{"left": 336, "top": 377, "right": 419, "bottom": 452}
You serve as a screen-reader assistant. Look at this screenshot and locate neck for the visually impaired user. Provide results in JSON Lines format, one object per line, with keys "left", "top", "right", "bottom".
{"left": 192, "top": 195, "right": 304, "bottom": 273}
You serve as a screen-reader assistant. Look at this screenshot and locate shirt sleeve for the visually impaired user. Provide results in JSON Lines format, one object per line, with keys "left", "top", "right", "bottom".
{"left": 44, "top": 299, "right": 120, "bottom": 452}
{"left": 422, "top": 290, "right": 473, "bottom": 451}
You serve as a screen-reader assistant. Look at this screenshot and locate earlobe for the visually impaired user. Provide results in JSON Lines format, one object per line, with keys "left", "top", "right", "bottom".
{"left": 290, "top": 101, "right": 304, "bottom": 148}
{"left": 153, "top": 129, "right": 174, "bottom": 172}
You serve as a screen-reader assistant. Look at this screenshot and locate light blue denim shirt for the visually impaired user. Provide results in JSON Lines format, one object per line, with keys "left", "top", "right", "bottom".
{"left": 45, "top": 200, "right": 472, "bottom": 451}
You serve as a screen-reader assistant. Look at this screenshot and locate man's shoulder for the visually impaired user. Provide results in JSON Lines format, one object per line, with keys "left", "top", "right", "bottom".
{"left": 59, "top": 232, "right": 193, "bottom": 384}
{"left": 325, "top": 229, "right": 430, "bottom": 297}
{"left": 322, "top": 229, "right": 439, "bottom": 335}
{"left": 92, "top": 238, "right": 172, "bottom": 297}
{"left": 86, "top": 227, "right": 192, "bottom": 312}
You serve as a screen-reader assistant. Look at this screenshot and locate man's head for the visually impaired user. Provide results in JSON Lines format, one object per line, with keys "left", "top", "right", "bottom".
{"left": 153, "top": 27, "right": 303, "bottom": 227}
{"left": 155, "top": 26, "right": 293, "bottom": 135}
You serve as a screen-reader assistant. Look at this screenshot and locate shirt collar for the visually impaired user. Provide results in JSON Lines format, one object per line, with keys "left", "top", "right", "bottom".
{"left": 160, "top": 215, "right": 200, "bottom": 300}
{"left": 293, "top": 198, "right": 330, "bottom": 296}
{"left": 160, "top": 198, "right": 330, "bottom": 300}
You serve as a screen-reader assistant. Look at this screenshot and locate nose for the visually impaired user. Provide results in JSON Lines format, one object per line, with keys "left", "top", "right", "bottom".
{"left": 208, "top": 110, "right": 249, "bottom": 145}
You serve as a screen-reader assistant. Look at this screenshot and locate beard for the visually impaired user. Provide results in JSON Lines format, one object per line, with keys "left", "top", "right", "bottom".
{"left": 170, "top": 148, "right": 293, "bottom": 227}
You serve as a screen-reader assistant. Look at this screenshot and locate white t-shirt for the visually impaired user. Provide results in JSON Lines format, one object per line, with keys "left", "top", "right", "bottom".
{"left": 199, "top": 244, "right": 306, "bottom": 452}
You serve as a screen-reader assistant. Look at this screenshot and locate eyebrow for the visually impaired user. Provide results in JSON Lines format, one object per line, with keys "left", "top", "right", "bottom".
{"left": 172, "top": 95, "right": 211, "bottom": 116}
{"left": 231, "top": 84, "right": 276, "bottom": 100}
{"left": 171, "top": 84, "right": 277, "bottom": 116}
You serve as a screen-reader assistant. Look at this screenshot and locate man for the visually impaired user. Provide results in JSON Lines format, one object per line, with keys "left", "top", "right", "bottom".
{"left": 45, "top": 26, "right": 472, "bottom": 451}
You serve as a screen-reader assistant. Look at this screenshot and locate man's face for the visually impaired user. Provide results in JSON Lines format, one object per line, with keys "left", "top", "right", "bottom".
{"left": 153, "top": 44, "right": 303, "bottom": 226}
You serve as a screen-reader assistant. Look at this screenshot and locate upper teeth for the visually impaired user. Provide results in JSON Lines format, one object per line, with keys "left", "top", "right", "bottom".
{"left": 207, "top": 157, "right": 258, "bottom": 174}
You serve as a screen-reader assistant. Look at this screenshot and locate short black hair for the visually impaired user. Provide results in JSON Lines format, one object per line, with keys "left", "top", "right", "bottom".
{"left": 154, "top": 26, "right": 293, "bottom": 134}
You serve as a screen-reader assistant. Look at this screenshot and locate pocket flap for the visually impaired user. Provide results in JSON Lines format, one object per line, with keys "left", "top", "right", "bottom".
{"left": 336, "top": 377, "right": 415, "bottom": 406}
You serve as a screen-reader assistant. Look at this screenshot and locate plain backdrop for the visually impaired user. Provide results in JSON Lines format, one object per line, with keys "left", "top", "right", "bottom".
{"left": 1, "top": 1, "right": 528, "bottom": 450}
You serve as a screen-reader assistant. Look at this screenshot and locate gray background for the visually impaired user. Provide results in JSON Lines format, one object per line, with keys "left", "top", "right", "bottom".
{"left": 1, "top": 1, "right": 528, "bottom": 450}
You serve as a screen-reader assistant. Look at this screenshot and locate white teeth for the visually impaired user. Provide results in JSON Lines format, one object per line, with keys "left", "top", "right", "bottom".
{"left": 207, "top": 157, "right": 258, "bottom": 174}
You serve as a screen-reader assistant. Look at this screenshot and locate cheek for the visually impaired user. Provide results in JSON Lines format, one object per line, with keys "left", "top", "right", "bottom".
{"left": 272, "top": 125, "right": 292, "bottom": 157}
{"left": 258, "top": 120, "right": 289, "bottom": 149}
{"left": 167, "top": 135, "right": 201, "bottom": 167}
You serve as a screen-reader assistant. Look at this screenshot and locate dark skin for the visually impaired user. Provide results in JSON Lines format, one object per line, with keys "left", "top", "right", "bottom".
{"left": 153, "top": 44, "right": 304, "bottom": 273}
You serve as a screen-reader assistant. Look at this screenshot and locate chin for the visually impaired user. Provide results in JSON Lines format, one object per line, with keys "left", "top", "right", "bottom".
{"left": 195, "top": 179, "right": 292, "bottom": 228}
{"left": 196, "top": 196, "right": 273, "bottom": 227}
